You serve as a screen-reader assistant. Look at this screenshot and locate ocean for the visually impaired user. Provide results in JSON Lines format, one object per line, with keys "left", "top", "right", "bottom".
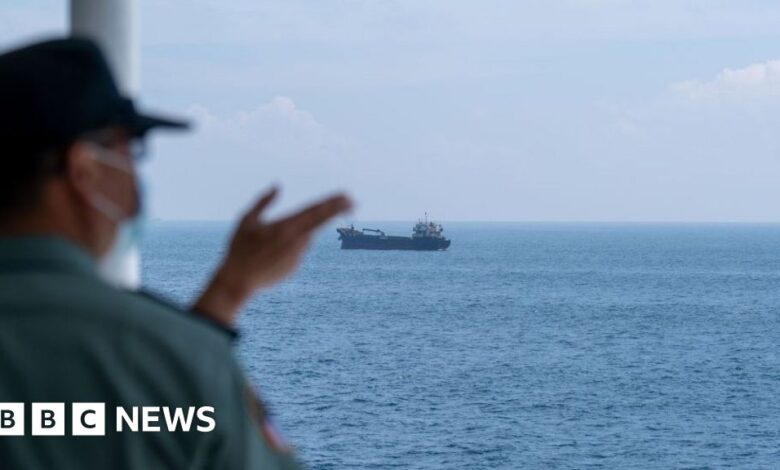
{"left": 142, "top": 222, "right": 780, "bottom": 469}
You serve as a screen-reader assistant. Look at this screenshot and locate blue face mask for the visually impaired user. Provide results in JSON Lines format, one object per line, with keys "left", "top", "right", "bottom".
{"left": 87, "top": 143, "right": 146, "bottom": 289}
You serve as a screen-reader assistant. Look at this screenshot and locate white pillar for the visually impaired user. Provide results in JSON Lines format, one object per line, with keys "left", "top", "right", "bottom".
{"left": 69, "top": 0, "right": 138, "bottom": 95}
{"left": 70, "top": 0, "right": 142, "bottom": 289}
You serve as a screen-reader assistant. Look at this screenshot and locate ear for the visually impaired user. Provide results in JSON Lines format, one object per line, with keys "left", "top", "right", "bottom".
{"left": 63, "top": 140, "right": 101, "bottom": 203}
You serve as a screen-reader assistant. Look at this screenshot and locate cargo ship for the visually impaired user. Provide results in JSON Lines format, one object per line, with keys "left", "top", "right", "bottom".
{"left": 337, "top": 217, "right": 451, "bottom": 251}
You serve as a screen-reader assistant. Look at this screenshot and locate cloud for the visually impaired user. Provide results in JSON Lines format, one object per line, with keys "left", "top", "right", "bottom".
{"left": 672, "top": 60, "right": 780, "bottom": 99}
{"left": 146, "top": 96, "right": 360, "bottom": 220}
{"left": 187, "top": 97, "right": 323, "bottom": 144}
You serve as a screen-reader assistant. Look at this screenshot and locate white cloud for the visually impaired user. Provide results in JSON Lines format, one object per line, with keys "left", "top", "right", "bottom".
{"left": 187, "top": 97, "right": 323, "bottom": 143}
{"left": 673, "top": 60, "right": 780, "bottom": 99}
{"left": 146, "top": 96, "right": 359, "bottom": 220}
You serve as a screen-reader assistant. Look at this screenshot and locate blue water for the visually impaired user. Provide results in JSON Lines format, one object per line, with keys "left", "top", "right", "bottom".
{"left": 142, "top": 222, "right": 780, "bottom": 469}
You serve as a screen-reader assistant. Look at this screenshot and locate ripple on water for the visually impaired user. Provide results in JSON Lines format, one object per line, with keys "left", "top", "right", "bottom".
{"left": 143, "top": 222, "right": 780, "bottom": 469}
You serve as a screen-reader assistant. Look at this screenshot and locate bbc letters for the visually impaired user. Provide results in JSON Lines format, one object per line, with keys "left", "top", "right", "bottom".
{"left": 0, "top": 403, "right": 216, "bottom": 436}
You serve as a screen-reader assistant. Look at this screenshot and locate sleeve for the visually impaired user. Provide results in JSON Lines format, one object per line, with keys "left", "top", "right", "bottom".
{"left": 187, "top": 305, "right": 240, "bottom": 341}
{"left": 208, "top": 356, "right": 302, "bottom": 470}
{"left": 132, "top": 290, "right": 297, "bottom": 468}
{"left": 136, "top": 289, "right": 240, "bottom": 340}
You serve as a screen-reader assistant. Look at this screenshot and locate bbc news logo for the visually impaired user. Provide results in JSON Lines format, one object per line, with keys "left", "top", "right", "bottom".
{"left": 0, "top": 403, "right": 215, "bottom": 436}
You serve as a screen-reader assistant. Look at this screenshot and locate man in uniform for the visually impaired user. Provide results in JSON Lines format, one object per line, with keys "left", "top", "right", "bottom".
{"left": 0, "top": 38, "right": 351, "bottom": 468}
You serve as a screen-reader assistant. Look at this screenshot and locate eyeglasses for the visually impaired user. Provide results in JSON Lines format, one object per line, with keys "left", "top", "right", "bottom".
{"left": 87, "top": 141, "right": 145, "bottom": 173}
{"left": 129, "top": 138, "right": 147, "bottom": 162}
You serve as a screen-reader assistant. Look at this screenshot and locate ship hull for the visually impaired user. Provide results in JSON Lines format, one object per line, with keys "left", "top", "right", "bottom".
{"left": 340, "top": 235, "right": 450, "bottom": 251}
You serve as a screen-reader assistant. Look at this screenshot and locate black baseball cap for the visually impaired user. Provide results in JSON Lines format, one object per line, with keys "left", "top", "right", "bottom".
{"left": 0, "top": 37, "right": 189, "bottom": 154}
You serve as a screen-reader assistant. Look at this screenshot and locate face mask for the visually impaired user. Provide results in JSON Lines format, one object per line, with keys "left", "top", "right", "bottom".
{"left": 87, "top": 143, "right": 146, "bottom": 289}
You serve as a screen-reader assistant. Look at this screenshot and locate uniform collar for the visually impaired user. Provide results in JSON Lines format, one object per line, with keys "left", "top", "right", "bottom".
{"left": 0, "top": 235, "right": 97, "bottom": 277}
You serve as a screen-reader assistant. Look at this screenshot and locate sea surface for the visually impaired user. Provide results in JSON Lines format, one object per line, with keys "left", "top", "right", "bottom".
{"left": 142, "top": 222, "right": 780, "bottom": 469}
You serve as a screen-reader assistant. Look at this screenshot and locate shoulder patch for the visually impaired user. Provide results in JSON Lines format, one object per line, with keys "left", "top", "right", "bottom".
{"left": 244, "top": 384, "right": 292, "bottom": 453}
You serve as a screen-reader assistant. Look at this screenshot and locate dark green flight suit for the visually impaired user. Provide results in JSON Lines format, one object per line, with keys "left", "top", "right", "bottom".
{"left": 0, "top": 236, "right": 300, "bottom": 469}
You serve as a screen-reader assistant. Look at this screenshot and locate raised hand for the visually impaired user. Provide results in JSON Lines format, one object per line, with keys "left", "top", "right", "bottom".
{"left": 193, "top": 187, "right": 352, "bottom": 326}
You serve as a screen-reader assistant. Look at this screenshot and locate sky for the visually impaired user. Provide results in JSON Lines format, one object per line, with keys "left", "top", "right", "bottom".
{"left": 2, "top": 0, "right": 780, "bottom": 222}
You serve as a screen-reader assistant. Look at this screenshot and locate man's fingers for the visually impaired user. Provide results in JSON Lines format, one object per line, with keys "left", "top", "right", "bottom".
{"left": 241, "top": 186, "right": 279, "bottom": 226}
{"left": 279, "top": 194, "right": 352, "bottom": 235}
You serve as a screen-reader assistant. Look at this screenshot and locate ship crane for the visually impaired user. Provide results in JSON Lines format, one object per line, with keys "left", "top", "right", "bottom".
{"left": 362, "top": 228, "right": 386, "bottom": 237}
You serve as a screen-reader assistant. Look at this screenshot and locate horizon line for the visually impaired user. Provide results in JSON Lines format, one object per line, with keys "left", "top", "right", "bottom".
{"left": 149, "top": 218, "right": 780, "bottom": 225}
